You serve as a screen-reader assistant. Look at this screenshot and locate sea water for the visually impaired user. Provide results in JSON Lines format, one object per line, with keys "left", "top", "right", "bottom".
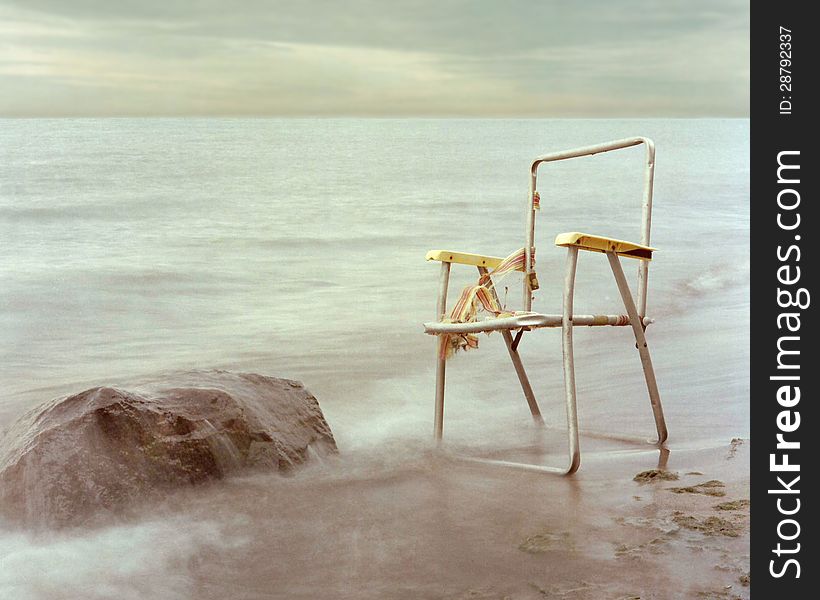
{"left": 0, "top": 118, "right": 749, "bottom": 598}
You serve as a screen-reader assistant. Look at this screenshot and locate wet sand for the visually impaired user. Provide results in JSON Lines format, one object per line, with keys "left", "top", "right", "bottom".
{"left": 1, "top": 435, "right": 749, "bottom": 600}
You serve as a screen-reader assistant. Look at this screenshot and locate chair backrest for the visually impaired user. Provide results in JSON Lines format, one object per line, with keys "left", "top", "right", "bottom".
{"left": 524, "top": 137, "right": 656, "bottom": 317}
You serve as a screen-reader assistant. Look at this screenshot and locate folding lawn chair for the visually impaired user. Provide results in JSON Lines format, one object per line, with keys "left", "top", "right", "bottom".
{"left": 423, "top": 137, "right": 668, "bottom": 474}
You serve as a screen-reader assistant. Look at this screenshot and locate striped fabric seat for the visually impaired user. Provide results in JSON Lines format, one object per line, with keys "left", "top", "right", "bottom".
{"left": 437, "top": 247, "right": 530, "bottom": 358}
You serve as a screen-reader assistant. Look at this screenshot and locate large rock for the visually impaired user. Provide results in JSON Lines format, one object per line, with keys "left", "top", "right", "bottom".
{"left": 0, "top": 370, "right": 336, "bottom": 528}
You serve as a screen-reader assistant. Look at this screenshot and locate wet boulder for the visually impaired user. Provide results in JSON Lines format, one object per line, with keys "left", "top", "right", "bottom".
{"left": 0, "top": 370, "right": 337, "bottom": 527}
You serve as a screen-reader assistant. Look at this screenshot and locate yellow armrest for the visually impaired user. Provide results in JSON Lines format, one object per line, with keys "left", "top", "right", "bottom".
{"left": 425, "top": 250, "right": 505, "bottom": 268}
{"left": 555, "top": 232, "right": 655, "bottom": 260}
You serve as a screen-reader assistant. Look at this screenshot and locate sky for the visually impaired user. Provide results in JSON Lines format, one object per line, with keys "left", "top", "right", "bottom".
{"left": 0, "top": 0, "right": 749, "bottom": 117}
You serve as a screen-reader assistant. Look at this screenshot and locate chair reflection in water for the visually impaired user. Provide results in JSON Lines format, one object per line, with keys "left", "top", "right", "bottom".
{"left": 423, "top": 137, "right": 668, "bottom": 474}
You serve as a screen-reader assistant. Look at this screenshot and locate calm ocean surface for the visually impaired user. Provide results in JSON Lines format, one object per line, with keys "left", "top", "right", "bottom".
{"left": 0, "top": 118, "right": 749, "bottom": 444}
{"left": 0, "top": 118, "right": 749, "bottom": 598}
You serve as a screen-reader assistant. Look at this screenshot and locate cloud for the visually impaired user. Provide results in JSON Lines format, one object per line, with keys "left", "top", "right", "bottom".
{"left": 0, "top": 1, "right": 749, "bottom": 116}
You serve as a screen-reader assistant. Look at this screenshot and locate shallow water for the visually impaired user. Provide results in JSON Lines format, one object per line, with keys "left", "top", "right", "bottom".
{"left": 0, "top": 118, "right": 749, "bottom": 598}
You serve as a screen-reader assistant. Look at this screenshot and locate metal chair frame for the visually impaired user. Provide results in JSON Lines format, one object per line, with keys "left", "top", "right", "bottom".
{"left": 424, "top": 137, "right": 668, "bottom": 474}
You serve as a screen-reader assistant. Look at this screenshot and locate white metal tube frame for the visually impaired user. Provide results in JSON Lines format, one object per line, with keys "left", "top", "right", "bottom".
{"left": 526, "top": 136, "right": 655, "bottom": 314}
{"left": 432, "top": 137, "right": 667, "bottom": 476}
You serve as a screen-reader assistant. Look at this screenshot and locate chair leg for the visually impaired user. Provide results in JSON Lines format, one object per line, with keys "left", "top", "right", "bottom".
{"left": 434, "top": 262, "right": 451, "bottom": 443}
{"left": 561, "top": 247, "right": 582, "bottom": 474}
{"left": 434, "top": 347, "right": 446, "bottom": 444}
{"left": 501, "top": 330, "right": 544, "bottom": 424}
{"left": 606, "top": 252, "right": 668, "bottom": 444}
{"left": 436, "top": 257, "right": 581, "bottom": 475}
{"left": 476, "top": 265, "right": 544, "bottom": 425}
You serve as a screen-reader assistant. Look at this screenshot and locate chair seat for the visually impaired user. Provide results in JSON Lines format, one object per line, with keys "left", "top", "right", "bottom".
{"left": 424, "top": 312, "right": 652, "bottom": 334}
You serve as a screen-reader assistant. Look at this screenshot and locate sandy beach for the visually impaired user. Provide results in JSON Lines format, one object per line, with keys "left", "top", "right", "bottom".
{"left": 176, "top": 439, "right": 751, "bottom": 600}
{"left": 0, "top": 433, "right": 749, "bottom": 599}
